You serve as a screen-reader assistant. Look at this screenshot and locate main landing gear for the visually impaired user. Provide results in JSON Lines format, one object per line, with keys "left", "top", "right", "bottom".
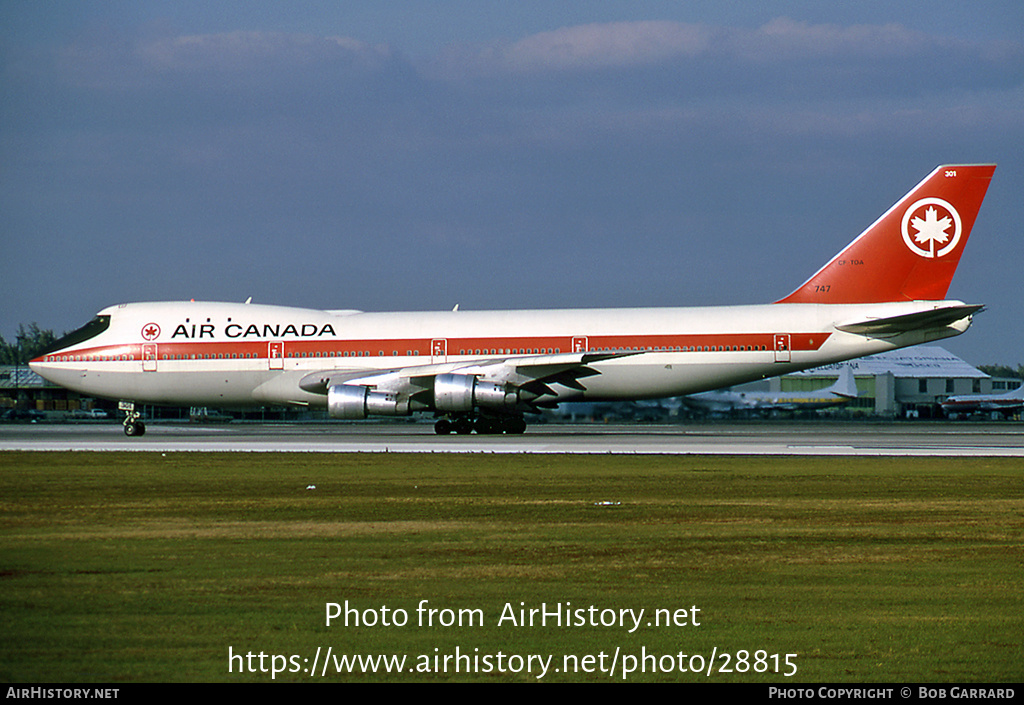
{"left": 434, "top": 414, "right": 527, "bottom": 435}
{"left": 119, "top": 401, "right": 146, "bottom": 437}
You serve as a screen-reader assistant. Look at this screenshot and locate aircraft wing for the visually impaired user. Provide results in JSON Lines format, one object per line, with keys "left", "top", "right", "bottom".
{"left": 835, "top": 304, "right": 983, "bottom": 338}
{"left": 298, "top": 350, "right": 642, "bottom": 407}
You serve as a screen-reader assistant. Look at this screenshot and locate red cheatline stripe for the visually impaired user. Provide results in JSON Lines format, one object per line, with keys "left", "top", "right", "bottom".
{"left": 40, "top": 333, "right": 831, "bottom": 362}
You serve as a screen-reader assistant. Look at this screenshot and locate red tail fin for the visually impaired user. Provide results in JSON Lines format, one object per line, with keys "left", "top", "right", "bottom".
{"left": 778, "top": 164, "right": 995, "bottom": 304}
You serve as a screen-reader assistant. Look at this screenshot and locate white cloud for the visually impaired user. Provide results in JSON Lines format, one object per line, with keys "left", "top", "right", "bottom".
{"left": 500, "top": 21, "right": 714, "bottom": 72}
{"left": 136, "top": 31, "right": 391, "bottom": 73}
{"left": 748, "top": 17, "right": 936, "bottom": 60}
{"left": 52, "top": 29, "right": 396, "bottom": 90}
{"left": 428, "top": 17, "right": 1021, "bottom": 89}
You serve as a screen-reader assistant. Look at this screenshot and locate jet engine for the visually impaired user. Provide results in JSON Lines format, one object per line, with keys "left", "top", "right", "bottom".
{"left": 433, "top": 373, "right": 520, "bottom": 412}
{"left": 327, "top": 385, "right": 410, "bottom": 419}
{"left": 327, "top": 374, "right": 528, "bottom": 420}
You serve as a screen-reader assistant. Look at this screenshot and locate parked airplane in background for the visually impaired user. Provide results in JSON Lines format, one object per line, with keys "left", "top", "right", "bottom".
{"left": 941, "top": 382, "right": 1024, "bottom": 419}
{"left": 31, "top": 164, "right": 995, "bottom": 436}
{"left": 682, "top": 366, "right": 858, "bottom": 416}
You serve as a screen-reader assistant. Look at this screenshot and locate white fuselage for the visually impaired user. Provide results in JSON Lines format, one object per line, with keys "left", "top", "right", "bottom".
{"left": 31, "top": 299, "right": 972, "bottom": 409}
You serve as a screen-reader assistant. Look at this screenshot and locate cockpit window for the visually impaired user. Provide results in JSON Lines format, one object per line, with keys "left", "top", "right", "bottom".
{"left": 41, "top": 315, "right": 111, "bottom": 355}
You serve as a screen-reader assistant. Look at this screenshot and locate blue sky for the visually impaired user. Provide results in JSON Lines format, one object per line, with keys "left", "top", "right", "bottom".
{"left": 2, "top": 2, "right": 1022, "bottom": 365}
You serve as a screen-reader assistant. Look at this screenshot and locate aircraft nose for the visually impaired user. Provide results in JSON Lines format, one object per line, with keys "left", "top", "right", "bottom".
{"left": 29, "top": 357, "right": 51, "bottom": 377}
{"left": 29, "top": 356, "right": 66, "bottom": 385}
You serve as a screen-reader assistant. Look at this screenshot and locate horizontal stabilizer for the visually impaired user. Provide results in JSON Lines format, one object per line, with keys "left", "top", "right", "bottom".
{"left": 836, "top": 304, "right": 983, "bottom": 338}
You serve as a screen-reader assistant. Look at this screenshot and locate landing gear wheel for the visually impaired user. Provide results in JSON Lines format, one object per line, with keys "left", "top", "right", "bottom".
{"left": 474, "top": 417, "right": 500, "bottom": 435}
{"left": 120, "top": 402, "right": 145, "bottom": 438}
{"left": 503, "top": 417, "right": 527, "bottom": 434}
{"left": 124, "top": 421, "right": 146, "bottom": 437}
{"left": 434, "top": 414, "right": 527, "bottom": 435}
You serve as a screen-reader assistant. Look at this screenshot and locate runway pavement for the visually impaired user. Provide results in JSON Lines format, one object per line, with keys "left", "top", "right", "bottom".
{"left": 2, "top": 420, "right": 1024, "bottom": 455}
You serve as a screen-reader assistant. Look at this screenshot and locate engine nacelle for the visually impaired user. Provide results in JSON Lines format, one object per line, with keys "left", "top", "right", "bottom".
{"left": 328, "top": 385, "right": 410, "bottom": 419}
{"left": 434, "top": 373, "right": 518, "bottom": 412}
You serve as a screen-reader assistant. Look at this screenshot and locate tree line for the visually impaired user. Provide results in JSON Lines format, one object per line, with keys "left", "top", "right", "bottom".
{"left": 977, "top": 364, "right": 1024, "bottom": 381}
{"left": 0, "top": 324, "right": 58, "bottom": 365}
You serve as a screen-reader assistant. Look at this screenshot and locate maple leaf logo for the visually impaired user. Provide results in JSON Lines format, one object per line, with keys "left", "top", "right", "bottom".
{"left": 900, "top": 198, "right": 962, "bottom": 259}
{"left": 910, "top": 206, "right": 952, "bottom": 256}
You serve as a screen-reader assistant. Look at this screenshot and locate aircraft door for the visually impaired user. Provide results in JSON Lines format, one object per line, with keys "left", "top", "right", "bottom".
{"left": 143, "top": 344, "right": 157, "bottom": 372}
{"left": 431, "top": 339, "right": 447, "bottom": 364}
{"left": 774, "top": 334, "right": 791, "bottom": 363}
{"left": 268, "top": 341, "right": 285, "bottom": 370}
{"left": 572, "top": 336, "right": 588, "bottom": 353}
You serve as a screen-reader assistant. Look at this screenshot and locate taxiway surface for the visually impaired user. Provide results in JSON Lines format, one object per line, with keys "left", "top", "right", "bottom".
{"left": 2, "top": 421, "right": 1023, "bottom": 455}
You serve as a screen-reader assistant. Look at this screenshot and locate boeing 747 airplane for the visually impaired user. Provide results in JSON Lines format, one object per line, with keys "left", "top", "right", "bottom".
{"left": 31, "top": 164, "right": 996, "bottom": 436}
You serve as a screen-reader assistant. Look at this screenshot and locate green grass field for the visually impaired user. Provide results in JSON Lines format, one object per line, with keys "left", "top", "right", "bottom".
{"left": 1, "top": 451, "right": 1021, "bottom": 682}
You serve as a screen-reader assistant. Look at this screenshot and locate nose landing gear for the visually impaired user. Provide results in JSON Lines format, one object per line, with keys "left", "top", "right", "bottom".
{"left": 119, "top": 401, "right": 146, "bottom": 437}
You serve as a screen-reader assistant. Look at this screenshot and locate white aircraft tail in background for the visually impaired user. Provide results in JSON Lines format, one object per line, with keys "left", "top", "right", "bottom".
{"left": 31, "top": 164, "right": 996, "bottom": 436}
